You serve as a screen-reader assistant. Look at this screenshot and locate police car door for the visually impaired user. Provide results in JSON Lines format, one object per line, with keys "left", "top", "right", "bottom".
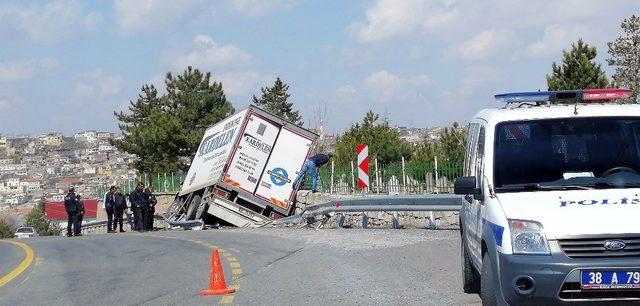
{"left": 465, "top": 122, "right": 486, "bottom": 265}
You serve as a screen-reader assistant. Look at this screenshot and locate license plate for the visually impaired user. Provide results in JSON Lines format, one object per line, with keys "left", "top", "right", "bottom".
{"left": 581, "top": 270, "right": 640, "bottom": 289}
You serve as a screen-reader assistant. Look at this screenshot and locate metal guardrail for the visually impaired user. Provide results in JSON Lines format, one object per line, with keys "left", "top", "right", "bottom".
{"left": 81, "top": 214, "right": 203, "bottom": 234}
{"left": 270, "top": 194, "right": 464, "bottom": 229}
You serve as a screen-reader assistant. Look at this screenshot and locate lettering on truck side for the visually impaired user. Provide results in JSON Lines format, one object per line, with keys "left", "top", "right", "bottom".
{"left": 199, "top": 128, "right": 238, "bottom": 157}
{"left": 243, "top": 133, "right": 272, "bottom": 153}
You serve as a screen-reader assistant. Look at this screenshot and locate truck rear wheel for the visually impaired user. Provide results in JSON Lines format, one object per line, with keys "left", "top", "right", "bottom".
{"left": 195, "top": 198, "right": 209, "bottom": 220}
{"left": 186, "top": 195, "right": 202, "bottom": 220}
{"left": 165, "top": 198, "right": 184, "bottom": 220}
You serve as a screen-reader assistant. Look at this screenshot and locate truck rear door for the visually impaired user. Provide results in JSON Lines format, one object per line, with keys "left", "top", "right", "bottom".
{"left": 223, "top": 113, "right": 279, "bottom": 194}
{"left": 255, "top": 127, "right": 314, "bottom": 214}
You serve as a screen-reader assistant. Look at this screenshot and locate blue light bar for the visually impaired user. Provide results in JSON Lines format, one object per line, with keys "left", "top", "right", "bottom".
{"left": 494, "top": 91, "right": 550, "bottom": 103}
{"left": 496, "top": 89, "right": 631, "bottom": 103}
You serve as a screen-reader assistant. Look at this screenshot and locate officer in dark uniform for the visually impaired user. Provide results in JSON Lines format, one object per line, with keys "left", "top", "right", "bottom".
{"left": 75, "top": 194, "right": 85, "bottom": 236}
{"left": 145, "top": 187, "right": 157, "bottom": 231}
{"left": 130, "top": 183, "right": 148, "bottom": 232}
{"left": 64, "top": 187, "right": 79, "bottom": 237}
{"left": 105, "top": 186, "right": 116, "bottom": 233}
{"left": 113, "top": 188, "right": 127, "bottom": 232}
{"left": 124, "top": 193, "right": 134, "bottom": 230}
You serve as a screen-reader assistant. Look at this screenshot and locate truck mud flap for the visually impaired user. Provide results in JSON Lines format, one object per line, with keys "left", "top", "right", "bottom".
{"left": 208, "top": 198, "right": 271, "bottom": 227}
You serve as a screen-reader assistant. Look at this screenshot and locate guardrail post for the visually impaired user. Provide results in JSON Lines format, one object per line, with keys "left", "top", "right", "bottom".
{"left": 434, "top": 156, "right": 439, "bottom": 194}
{"left": 338, "top": 213, "right": 345, "bottom": 228}
{"left": 361, "top": 213, "right": 368, "bottom": 229}
{"left": 330, "top": 161, "right": 334, "bottom": 194}
{"left": 428, "top": 212, "right": 436, "bottom": 230}
{"left": 375, "top": 158, "right": 380, "bottom": 194}
{"left": 391, "top": 212, "right": 399, "bottom": 229}
{"left": 350, "top": 161, "right": 355, "bottom": 194}
{"left": 402, "top": 157, "right": 407, "bottom": 194}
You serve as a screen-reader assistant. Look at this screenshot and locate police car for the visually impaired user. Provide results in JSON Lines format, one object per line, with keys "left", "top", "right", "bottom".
{"left": 455, "top": 89, "right": 640, "bottom": 304}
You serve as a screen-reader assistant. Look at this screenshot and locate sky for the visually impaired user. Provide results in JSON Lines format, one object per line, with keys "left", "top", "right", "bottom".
{"left": 0, "top": 0, "right": 638, "bottom": 136}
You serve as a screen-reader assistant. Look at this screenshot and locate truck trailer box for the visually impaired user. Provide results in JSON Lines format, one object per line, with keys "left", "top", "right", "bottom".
{"left": 175, "top": 105, "right": 317, "bottom": 226}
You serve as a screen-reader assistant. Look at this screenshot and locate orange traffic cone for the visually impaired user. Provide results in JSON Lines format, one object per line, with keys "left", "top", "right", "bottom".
{"left": 200, "top": 250, "right": 236, "bottom": 296}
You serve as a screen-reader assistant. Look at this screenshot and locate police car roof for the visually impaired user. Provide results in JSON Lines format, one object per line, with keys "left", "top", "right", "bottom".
{"left": 474, "top": 103, "right": 640, "bottom": 126}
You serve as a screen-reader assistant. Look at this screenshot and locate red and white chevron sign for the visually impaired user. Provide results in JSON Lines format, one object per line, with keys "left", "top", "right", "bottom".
{"left": 356, "top": 144, "right": 369, "bottom": 190}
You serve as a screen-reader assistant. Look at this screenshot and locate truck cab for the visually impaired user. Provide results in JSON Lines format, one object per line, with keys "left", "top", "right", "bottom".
{"left": 456, "top": 89, "right": 640, "bottom": 304}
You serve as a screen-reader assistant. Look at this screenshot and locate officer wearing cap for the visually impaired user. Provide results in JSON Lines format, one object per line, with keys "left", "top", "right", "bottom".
{"left": 64, "top": 187, "right": 80, "bottom": 237}
{"left": 75, "top": 194, "right": 85, "bottom": 236}
{"left": 130, "top": 182, "right": 149, "bottom": 232}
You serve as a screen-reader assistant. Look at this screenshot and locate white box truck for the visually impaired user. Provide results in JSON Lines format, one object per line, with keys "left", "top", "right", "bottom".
{"left": 166, "top": 105, "right": 318, "bottom": 227}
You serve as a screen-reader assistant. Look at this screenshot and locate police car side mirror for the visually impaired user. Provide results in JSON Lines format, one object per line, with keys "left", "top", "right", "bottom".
{"left": 454, "top": 176, "right": 482, "bottom": 198}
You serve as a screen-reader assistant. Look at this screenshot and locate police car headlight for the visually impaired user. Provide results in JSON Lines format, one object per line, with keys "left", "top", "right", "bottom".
{"left": 509, "top": 219, "right": 550, "bottom": 255}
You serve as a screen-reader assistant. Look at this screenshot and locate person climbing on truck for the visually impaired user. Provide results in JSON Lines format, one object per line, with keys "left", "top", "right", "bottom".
{"left": 293, "top": 153, "right": 332, "bottom": 192}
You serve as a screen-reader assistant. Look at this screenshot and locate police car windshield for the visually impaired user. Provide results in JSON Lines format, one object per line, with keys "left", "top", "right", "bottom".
{"left": 494, "top": 117, "right": 640, "bottom": 191}
{"left": 16, "top": 227, "right": 33, "bottom": 233}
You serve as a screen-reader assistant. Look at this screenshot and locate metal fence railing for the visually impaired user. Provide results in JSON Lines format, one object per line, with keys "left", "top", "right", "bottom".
{"left": 97, "top": 173, "right": 184, "bottom": 197}
{"left": 97, "top": 159, "right": 463, "bottom": 197}
{"left": 309, "top": 157, "right": 462, "bottom": 195}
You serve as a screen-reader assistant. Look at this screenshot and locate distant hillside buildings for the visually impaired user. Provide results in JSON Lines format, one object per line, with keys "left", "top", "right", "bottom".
{"left": 0, "top": 131, "right": 136, "bottom": 211}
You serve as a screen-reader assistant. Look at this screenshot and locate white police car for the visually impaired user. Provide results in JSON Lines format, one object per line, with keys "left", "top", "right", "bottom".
{"left": 455, "top": 89, "right": 640, "bottom": 304}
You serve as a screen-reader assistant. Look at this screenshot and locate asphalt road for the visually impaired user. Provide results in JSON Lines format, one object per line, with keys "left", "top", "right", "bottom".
{"left": 0, "top": 229, "right": 480, "bottom": 305}
{"left": 0, "top": 241, "right": 23, "bottom": 278}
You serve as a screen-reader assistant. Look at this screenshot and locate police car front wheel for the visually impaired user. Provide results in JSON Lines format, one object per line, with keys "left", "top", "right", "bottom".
{"left": 461, "top": 236, "right": 480, "bottom": 293}
{"left": 481, "top": 253, "right": 498, "bottom": 306}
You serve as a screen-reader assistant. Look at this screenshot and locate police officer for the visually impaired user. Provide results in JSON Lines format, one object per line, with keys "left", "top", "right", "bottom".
{"left": 64, "top": 187, "right": 79, "bottom": 237}
{"left": 113, "top": 188, "right": 127, "bottom": 232}
{"left": 144, "top": 187, "right": 157, "bottom": 231}
{"left": 105, "top": 186, "right": 116, "bottom": 233}
{"left": 75, "top": 194, "right": 85, "bottom": 236}
{"left": 124, "top": 193, "right": 134, "bottom": 230}
{"left": 130, "top": 183, "right": 148, "bottom": 232}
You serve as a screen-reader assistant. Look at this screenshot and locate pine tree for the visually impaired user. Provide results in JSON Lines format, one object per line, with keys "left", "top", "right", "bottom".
{"left": 547, "top": 39, "right": 609, "bottom": 91}
{"left": 114, "top": 84, "right": 161, "bottom": 128}
{"left": 115, "top": 108, "right": 186, "bottom": 173}
{"left": 113, "top": 67, "right": 234, "bottom": 173}
{"left": 112, "top": 84, "right": 161, "bottom": 151}
{"left": 164, "top": 67, "right": 234, "bottom": 161}
{"left": 607, "top": 15, "right": 640, "bottom": 103}
{"left": 252, "top": 77, "right": 303, "bottom": 125}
